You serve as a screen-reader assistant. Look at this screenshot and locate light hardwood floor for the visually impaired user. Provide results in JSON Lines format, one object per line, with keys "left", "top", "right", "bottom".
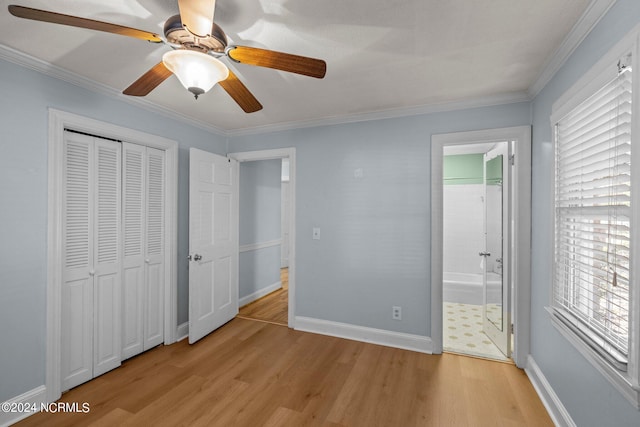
{"left": 238, "top": 268, "right": 288, "bottom": 325}
{"left": 17, "top": 317, "right": 552, "bottom": 426}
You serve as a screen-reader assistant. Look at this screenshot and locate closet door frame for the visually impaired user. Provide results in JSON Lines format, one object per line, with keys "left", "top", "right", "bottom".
{"left": 46, "top": 109, "right": 178, "bottom": 403}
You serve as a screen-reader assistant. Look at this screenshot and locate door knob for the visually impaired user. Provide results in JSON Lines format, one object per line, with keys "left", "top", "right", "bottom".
{"left": 479, "top": 252, "right": 491, "bottom": 257}
{"left": 193, "top": 254, "right": 203, "bottom": 261}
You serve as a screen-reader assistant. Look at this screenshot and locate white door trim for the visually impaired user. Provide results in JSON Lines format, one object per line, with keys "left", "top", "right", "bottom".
{"left": 430, "top": 126, "right": 531, "bottom": 368}
{"left": 227, "top": 148, "right": 297, "bottom": 329}
{"left": 47, "top": 109, "right": 178, "bottom": 402}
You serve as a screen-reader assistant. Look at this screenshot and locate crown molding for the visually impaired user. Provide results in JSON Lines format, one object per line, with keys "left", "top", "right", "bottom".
{"left": 0, "top": 43, "right": 227, "bottom": 136}
{"left": 226, "top": 91, "right": 531, "bottom": 137}
{"left": 528, "top": 0, "right": 617, "bottom": 98}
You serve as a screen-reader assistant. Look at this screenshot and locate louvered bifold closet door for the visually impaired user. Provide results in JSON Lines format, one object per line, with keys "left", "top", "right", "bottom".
{"left": 61, "top": 132, "right": 94, "bottom": 391}
{"left": 61, "top": 132, "right": 122, "bottom": 390}
{"left": 122, "top": 143, "right": 146, "bottom": 359}
{"left": 122, "top": 144, "right": 165, "bottom": 359}
{"left": 92, "top": 139, "right": 122, "bottom": 377}
{"left": 144, "top": 147, "right": 165, "bottom": 349}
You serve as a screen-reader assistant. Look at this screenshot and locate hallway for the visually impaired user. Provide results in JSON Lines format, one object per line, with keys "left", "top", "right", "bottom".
{"left": 237, "top": 268, "right": 288, "bottom": 325}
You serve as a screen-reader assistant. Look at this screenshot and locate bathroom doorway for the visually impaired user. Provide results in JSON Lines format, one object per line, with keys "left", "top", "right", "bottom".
{"left": 431, "top": 126, "right": 531, "bottom": 368}
{"left": 442, "top": 141, "right": 510, "bottom": 361}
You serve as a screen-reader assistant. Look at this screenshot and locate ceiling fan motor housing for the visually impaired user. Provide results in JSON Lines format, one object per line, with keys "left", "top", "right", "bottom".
{"left": 164, "top": 14, "right": 227, "bottom": 53}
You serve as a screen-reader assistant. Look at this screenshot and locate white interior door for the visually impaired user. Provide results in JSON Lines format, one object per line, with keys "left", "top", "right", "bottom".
{"left": 121, "top": 144, "right": 165, "bottom": 358}
{"left": 144, "top": 147, "right": 165, "bottom": 349}
{"left": 482, "top": 142, "right": 511, "bottom": 357}
{"left": 61, "top": 132, "right": 122, "bottom": 389}
{"left": 92, "top": 139, "right": 122, "bottom": 377}
{"left": 122, "top": 142, "right": 146, "bottom": 359}
{"left": 189, "top": 148, "right": 238, "bottom": 344}
{"left": 61, "top": 132, "right": 94, "bottom": 391}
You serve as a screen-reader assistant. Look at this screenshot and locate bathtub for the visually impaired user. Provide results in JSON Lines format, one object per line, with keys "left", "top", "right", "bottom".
{"left": 443, "top": 272, "right": 502, "bottom": 305}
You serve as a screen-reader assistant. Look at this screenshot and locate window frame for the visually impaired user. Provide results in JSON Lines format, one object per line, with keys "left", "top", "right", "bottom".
{"left": 549, "top": 25, "right": 640, "bottom": 408}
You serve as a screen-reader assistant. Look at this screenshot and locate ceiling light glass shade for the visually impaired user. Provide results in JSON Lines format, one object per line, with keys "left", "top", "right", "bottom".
{"left": 162, "top": 50, "right": 229, "bottom": 99}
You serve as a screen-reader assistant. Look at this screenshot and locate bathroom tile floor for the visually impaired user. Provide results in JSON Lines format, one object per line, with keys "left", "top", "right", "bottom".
{"left": 443, "top": 302, "right": 510, "bottom": 362}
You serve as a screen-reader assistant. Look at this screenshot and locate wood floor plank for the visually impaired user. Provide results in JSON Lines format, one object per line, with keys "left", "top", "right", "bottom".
{"left": 118, "top": 375, "right": 207, "bottom": 426}
{"left": 16, "top": 318, "right": 552, "bottom": 427}
{"left": 263, "top": 406, "right": 304, "bottom": 427}
{"left": 238, "top": 268, "right": 289, "bottom": 325}
{"left": 325, "top": 343, "right": 383, "bottom": 425}
{"left": 87, "top": 408, "right": 134, "bottom": 426}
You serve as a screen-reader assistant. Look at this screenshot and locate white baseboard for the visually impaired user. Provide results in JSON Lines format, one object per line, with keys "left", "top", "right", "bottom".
{"left": 525, "top": 355, "right": 576, "bottom": 427}
{"left": 0, "top": 385, "right": 47, "bottom": 427}
{"left": 294, "top": 316, "right": 433, "bottom": 354}
{"left": 239, "top": 281, "right": 281, "bottom": 308}
{"left": 176, "top": 322, "right": 189, "bottom": 342}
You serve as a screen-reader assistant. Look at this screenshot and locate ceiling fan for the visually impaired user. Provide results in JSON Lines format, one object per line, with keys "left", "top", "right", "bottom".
{"left": 7, "top": 1, "right": 327, "bottom": 113}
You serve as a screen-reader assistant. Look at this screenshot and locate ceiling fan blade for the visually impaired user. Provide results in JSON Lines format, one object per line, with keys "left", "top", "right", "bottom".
{"left": 123, "top": 62, "right": 173, "bottom": 96}
{"left": 178, "top": 0, "right": 216, "bottom": 38}
{"left": 218, "top": 70, "right": 263, "bottom": 113}
{"left": 8, "top": 5, "right": 162, "bottom": 43}
{"left": 228, "top": 46, "right": 326, "bottom": 79}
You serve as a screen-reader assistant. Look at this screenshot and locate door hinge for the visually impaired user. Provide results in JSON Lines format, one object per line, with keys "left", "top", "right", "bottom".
{"left": 510, "top": 323, "right": 514, "bottom": 334}
{"left": 510, "top": 154, "right": 515, "bottom": 166}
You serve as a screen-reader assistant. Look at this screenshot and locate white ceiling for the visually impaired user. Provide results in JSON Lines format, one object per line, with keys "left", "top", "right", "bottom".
{"left": 0, "top": 0, "right": 595, "bottom": 134}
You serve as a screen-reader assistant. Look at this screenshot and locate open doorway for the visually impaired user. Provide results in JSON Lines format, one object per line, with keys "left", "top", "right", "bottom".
{"left": 236, "top": 158, "right": 289, "bottom": 325}
{"left": 229, "top": 148, "right": 296, "bottom": 328}
{"left": 442, "top": 141, "right": 511, "bottom": 361}
{"left": 431, "top": 126, "right": 531, "bottom": 368}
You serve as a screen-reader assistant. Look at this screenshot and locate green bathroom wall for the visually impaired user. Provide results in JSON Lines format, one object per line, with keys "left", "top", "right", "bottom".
{"left": 443, "top": 154, "right": 483, "bottom": 184}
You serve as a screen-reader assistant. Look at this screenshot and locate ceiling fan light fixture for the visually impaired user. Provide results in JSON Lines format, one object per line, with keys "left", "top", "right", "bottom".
{"left": 162, "top": 49, "right": 228, "bottom": 99}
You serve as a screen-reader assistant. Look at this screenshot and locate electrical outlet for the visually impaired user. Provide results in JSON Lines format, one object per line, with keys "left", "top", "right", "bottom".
{"left": 392, "top": 306, "right": 402, "bottom": 320}
{"left": 312, "top": 227, "right": 320, "bottom": 240}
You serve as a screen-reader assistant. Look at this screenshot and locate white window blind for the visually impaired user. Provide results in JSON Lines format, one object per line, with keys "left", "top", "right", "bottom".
{"left": 553, "top": 59, "right": 632, "bottom": 369}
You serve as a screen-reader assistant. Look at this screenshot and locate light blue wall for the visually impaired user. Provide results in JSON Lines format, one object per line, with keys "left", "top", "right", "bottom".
{"left": 239, "top": 247, "right": 282, "bottom": 300}
{"left": 230, "top": 103, "right": 530, "bottom": 335}
{"left": 239, "top": 160, "right": 282, "bottom": 246}
{"left": 239, "top": 160, "right": 282, "bottom": 299}
{"left": 530, "top": 1, "right": 640, "bottom": 425}
{"left": 0, "top": 58, "right": 226, "bottom": 402}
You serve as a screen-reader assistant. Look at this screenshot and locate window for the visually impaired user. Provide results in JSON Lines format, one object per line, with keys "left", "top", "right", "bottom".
{"left": 554, "top": 57, "right": 632, "bottom": 368}
{"left": 550, "top": 39, "right": 639, "bottom": 407}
